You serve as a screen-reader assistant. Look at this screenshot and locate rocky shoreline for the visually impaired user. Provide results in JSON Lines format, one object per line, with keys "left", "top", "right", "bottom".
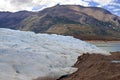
{"left": 34, "top": 52, "right": 120, "bottom": 80}
{"left": 59, "top": 52, "right": 120, "bottom": 80}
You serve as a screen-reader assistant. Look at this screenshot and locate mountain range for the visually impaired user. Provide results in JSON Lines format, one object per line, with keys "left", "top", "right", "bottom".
{"left": 0, "top": 5, "right": 120, "bottom": 40}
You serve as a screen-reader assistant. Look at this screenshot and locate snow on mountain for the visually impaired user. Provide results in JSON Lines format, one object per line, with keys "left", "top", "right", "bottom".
{"left": 0, "top": 28, "right": 109, "bottom": 80}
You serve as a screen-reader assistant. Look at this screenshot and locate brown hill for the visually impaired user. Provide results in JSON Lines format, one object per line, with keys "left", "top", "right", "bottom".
{"left": 0, "top": 5, "right": 120, "bottom": 40}
{"left": 59, "top": 52, "right": 120, "bottom": 80}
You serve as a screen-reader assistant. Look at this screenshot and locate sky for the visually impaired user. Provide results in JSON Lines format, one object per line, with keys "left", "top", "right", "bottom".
{"left": 0, "top": 0, "right": 120, "bottom": 16}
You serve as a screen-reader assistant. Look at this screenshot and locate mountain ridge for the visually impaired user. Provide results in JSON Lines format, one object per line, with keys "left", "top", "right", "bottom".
{"left": 0, "top": 5, "right": 120, "bottom": 40}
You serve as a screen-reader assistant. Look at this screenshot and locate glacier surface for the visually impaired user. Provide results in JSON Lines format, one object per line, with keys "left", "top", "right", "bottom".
{"left": 0, "top": 28, "right": 109, "bottom": 80}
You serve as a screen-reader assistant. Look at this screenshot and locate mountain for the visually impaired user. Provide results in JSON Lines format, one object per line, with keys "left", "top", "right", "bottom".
{"left": 0, "top": 11, "right": 34, "bottom": 29}
{"left": 59, "top": 52, "right": 120, "bottom": 80}
{"left": 0, "top": 28, "right": 108, "bottom": 80}
{"left": 0, "top": 5, "right": 120, "bottom": 40}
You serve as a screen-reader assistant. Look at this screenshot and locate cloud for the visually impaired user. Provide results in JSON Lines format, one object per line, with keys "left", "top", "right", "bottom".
{"left": 0, "top": 0, "right": 117, "bottom": 12}
{"left": 92, "top": 0, "right": 114, "bottom": 6}
{"left": 113, "top": 9, "right": 120, "bottom": 12}
{"left": 0, "top": 0, "right": 89, "bottom": 12}
{"left": 60, "top": 0, "right": 89, "bottom": 6}
{"left": 0, "top": 0, "right": 34, "bottom": 12}
{"left": 0, "top": 0, "right": 119, "bottom": 16}
{"left": 109, "top": 3, "right": 120, "bottom": 7}
{"left": 31, "top": 0, "right": 89, "bottom": 11}
{"left": 83, "top": 0, "right": 115, "bottom": 6}
{"left": 107, "top": 6, "right": 116, "bottom": 9}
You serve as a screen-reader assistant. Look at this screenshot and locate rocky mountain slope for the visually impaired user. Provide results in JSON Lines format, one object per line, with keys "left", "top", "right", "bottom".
{"left": 59, "top": 52, "right": 120, "bottom": 80}
{"left": 0, "top": 5, "right": 120, "bottom": 40}
{"left": 0, "top": 11, "right": 33, "bottom": 29}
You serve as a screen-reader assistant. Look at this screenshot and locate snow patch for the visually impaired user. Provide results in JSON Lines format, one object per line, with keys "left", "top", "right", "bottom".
{"left": 111, "top": 60, "right": 120, "bottom": 63}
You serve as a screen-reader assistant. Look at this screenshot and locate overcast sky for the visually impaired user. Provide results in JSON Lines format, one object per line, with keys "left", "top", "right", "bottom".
{"left": 0, "top": 0, "right": 120, "bottom": 16}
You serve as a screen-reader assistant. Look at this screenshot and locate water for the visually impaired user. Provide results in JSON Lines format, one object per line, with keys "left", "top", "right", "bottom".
{"left": 88, "top": 41, "right": 120, "bottom": 52}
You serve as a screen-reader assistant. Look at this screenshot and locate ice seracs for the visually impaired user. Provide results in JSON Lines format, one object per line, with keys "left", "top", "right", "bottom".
{"left": 0, "top": 28, "right": 109, "bottom": 80}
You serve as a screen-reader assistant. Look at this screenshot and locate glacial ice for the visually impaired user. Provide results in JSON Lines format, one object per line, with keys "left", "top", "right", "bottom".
{"left": 0, "top": 28, "right": 109, "bottom": 80}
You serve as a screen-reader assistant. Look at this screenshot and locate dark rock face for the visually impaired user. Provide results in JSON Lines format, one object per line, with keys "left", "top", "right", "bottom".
{"left": 0, "top": 5, "right": 120, "bottom": 40}
{"left": 57, "top": 74, "right": 71, "bottom": 80}
{"left": 59, "top": 52, "right": 120, "bottom": 80}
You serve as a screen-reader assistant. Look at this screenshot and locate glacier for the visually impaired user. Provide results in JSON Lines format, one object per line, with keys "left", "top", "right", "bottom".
{"left": 0, "top": 28, "right": 109, "bottom": 80}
